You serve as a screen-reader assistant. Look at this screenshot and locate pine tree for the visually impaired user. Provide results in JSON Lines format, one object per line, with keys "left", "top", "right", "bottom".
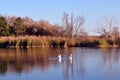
{"left": 0, "top": 16, "right": 9, "bottom": 36}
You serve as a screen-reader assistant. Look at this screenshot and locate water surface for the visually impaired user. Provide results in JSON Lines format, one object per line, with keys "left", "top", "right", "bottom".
{"left": 0, "top": 48, "right": 120, "bottom": 80}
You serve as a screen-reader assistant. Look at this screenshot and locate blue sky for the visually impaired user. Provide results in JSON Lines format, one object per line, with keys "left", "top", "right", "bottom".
{"left": 0, "top": 0, "right": 120, "bottom": 35}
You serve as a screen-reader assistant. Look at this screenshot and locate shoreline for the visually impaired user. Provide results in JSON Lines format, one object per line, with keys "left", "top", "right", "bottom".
{"left": 0, "top": 36, "right": 119, "bottom": 48}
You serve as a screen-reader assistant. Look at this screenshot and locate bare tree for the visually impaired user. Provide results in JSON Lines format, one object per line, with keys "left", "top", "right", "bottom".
{"left": 62, "top": 12, "right": 85, "bottom": 38}
{"left": 111, "top": 26, "right": 120, "bottom": 46}
{"left": 22, "top": 16, "right": 35, "bottom": 27}
{"left": 97, "top": 16, "right": 119, "bottom": 40}
{"left": 74, "top": 15, "right": 85, "bottom": 36}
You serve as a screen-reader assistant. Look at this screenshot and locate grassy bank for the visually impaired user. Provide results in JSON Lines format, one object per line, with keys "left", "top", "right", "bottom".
{"left": 0, "top": 36, "right": 119, "bottom": 48}
{"left": 0, "top": 36, "right": 78, "bottom": 48}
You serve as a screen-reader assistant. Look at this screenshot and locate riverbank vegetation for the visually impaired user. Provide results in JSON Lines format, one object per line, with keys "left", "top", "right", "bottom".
{"left": 0, "top": 13, "right": 120, "bottom": 48}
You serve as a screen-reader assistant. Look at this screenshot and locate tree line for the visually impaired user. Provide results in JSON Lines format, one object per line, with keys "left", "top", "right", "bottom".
{"left": 0, "top": 13, "right": 85, "bottom": 38}
{"left": 0, "top": 13, "right": 120, "bottom": 47}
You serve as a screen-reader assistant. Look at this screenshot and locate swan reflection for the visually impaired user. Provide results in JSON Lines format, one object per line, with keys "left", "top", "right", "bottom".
{"left": 58, "top": 54, "right": 72, "bottom": 64}
{"left": 0, "top": 48, "right": 120, "bottom": 80}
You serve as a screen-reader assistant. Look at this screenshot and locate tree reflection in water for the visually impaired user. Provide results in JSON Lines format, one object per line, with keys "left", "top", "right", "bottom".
{"left": 0, "top": 60, "right": 8, "bottom": 75}
{"left": 101, "top": 48, "right": 120, "bottom": 80}
{"left": 0, "top": 48, "right": 120, "bottom": 80}
{"left": 61, "top": 48, "right": 85, "bottom": 80}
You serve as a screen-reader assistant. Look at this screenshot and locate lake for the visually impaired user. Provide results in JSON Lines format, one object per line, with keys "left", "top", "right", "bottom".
{"left": 0, "top": 48, "right": 120, "bottom": 80}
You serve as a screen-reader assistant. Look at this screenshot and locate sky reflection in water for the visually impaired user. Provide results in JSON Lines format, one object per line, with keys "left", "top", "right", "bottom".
{"left": 0, "top": 48, "right": 120, "bottom": 80}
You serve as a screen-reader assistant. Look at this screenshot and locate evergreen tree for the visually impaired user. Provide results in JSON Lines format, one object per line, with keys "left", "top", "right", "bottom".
{"left": 14, "top": 17, "right": 25, "bottom": 35}
{"left": 0, "top": 16, "right": 9, "bottom": 36}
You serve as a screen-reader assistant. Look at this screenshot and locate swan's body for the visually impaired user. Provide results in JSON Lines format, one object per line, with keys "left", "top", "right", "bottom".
{"left": 58, "top": 54, "right": 61, "bottom": 59}
{"left": 58, "top": 54, "right": 62, "bottom": 63}
{"left": 69, "top": 54, "right": 72, "bottom": 60}
{"left": 69, "top": 54, "right": 72, "bottom": 64}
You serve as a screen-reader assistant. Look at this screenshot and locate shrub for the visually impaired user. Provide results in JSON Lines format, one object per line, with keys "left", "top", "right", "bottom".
{"left": 79, "top": 40, "right": 100, "bottom": 47}
{"left": 98, "top": 39, "right": 109, "bottom": 47}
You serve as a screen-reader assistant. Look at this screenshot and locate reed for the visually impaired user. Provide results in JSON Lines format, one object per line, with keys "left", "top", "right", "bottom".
{"left": 0, "top": 36, "right": 116, "bottom": 48}
{"left": 0, "top": 36, "right": 77, "bottom": 48}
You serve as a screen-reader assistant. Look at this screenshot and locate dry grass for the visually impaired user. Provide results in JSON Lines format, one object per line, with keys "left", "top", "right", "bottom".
{"left": 0, "top": 36, "right": 117, "bottom": 48}
{"left": 0, "top": 36, "right": 78, "bottom": 48}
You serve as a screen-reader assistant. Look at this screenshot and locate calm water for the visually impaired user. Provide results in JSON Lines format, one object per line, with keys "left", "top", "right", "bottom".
{"left": 0, "top": 48, "right": 120, "bottom": 80}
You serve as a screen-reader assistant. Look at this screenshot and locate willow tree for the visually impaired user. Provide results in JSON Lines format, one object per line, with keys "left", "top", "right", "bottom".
{"left": 0, "top": 16, "right": 9, "bottom": 36}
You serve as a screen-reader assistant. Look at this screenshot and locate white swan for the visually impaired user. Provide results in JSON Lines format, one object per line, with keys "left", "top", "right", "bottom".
{"left": 69, "top": 54, "right": 72, "bottom": 60}
{"left": 58, "top": 54, "right": 72, "bottom": 63}
{"left": 69, "top": 54, "right": 72, "bottom": 64}
{"left": 58, "top": 54, "right": 61, "bottom": 59}
{"left": 58, "top": 54, "right": 62, "bottom": 63}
